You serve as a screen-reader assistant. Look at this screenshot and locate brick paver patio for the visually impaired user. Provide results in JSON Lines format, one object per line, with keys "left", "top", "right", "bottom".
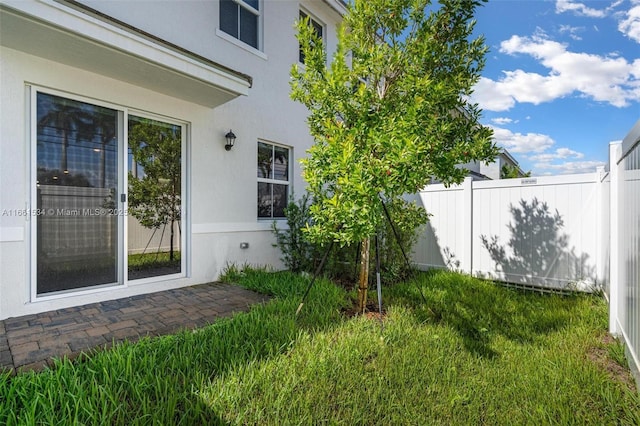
{"left": 0, "top": 283, "right": 268, "bottom": 373}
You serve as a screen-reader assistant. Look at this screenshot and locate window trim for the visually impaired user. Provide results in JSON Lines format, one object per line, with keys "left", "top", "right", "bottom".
{"left": 219, "top": 0, "right": 263, "bottom": 53}
{"left": 215, "top": 28, "right": 268, "bottom": 60}
{"left": 257, "top": 140, "right": 291, "bottom": 220}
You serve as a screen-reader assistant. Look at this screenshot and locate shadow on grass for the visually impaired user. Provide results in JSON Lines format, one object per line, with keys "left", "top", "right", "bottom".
{"left": 385, "top": 270, "right": 586, "bottom": 358}
{"left": 0, "top": 270, "right": 348, "bottom": 425}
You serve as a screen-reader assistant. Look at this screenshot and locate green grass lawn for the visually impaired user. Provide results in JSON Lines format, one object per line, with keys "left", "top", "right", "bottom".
{"left": 128, "top": 251, "right": 181, "bottom": 270}
{"left": 1, "top": 269, "right": 638, "bottom": 425}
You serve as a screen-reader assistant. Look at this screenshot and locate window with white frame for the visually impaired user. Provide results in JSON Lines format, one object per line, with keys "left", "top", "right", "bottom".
{"left": 220, "top": 0, "right": 260, "bottom": 49}
{"left": 257, "top": 141, "right": 290, "bottom": 218}
{"left": 299, "top": 10, "right": 324, "bottom": 63}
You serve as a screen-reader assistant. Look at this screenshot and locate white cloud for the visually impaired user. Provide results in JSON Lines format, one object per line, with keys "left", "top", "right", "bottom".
{"left": 559, "top": 24, "right": 584, "bottom": 40}
{"left": 555, "top": 0, "right": 607, "bottom": 18}
{"left": 491, "top": 117, "right": 514, "bottom": 125}
{"left": 619, "top": 2, "right": 640, "bottom": 43}
{"left": 473, "top": 33, "right": 640, "bottom": 111}
{"left": 473, "top": 78, "right": 516, "bottom": 111}
{"left": 529, "top": 147, "right": 585, "bottom": 162}
{"left": 556, "top": 147, "right": 585, "bottom": 158}
{"left": 491, "top": 126, "right": 555, "bottom": 153}
{"left": 533, "top": 160, "right": 606, "bottom": 174}
{"left": 490, "top": 126, "right": 604, "bottom": 175}
{"left": 558, "top": 0, "right": 640, "bottom": 44}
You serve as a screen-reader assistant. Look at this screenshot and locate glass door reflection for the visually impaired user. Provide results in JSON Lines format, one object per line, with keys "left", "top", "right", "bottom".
{"left": 36, "top": 92, "right": 119, "bottom": 294}
{"left": 127, "top": 116, "right": 182, "bottom": 280}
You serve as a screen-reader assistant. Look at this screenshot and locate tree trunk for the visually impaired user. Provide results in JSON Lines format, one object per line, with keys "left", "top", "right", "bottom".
{"left": 357, "top": 237, "right": 370, "bottom": 314}
{"left": 100, "top": 141, "right": 106, "bottom": 188}
{"left": 61, "top": 131, "right": 68, "bottom": 173}
{"left": 169, "top": 218, "right": 175, "bottom": 261}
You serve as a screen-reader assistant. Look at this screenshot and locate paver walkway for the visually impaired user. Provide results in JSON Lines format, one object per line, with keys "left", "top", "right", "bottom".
{"left": 0, "top": 283, "right": 268, "bottom": 373}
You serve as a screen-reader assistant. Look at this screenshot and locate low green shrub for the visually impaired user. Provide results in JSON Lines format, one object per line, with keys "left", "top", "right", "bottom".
{"left": 271, "top": 193, "right": 324, "bottom": 273}
{"left": 272, "top": 194, "right": 428, "bottom": 285}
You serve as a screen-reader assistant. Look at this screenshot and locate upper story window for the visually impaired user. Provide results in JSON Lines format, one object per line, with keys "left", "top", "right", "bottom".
{"left": 220, "top": 0, "right": 260, "bottom": 49}
{"left": 299, "top": 10, "right": 324, "bottom": 64}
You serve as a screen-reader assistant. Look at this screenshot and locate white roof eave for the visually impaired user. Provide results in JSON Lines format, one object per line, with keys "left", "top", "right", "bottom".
{"left": 0, "top": 0, "right": 251, "bottom": 107}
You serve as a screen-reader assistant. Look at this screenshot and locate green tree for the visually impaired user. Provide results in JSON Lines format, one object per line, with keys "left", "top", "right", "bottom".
{"left": 500, "top": 163, "right": 531, "bottom": 179}
{"left": 291, "top": 0, "right": 497, "bottom": 311}
{"left": 38, "top": 95, "right": 93, "bottom": 174}
{"left": 93, "top": 112, "right": 117, "bottom": 188}
{"left": 128, "top": 119, "right": 181, "bottom": 261}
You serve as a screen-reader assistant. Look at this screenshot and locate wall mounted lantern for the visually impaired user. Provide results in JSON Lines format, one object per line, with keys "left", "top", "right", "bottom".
{"left": 225, "top": 129, "right": 237, "bottom": 151}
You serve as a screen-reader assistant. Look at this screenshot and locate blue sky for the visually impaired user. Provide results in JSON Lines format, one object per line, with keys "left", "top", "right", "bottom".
{"left": 470, "top": 0, "right": 640, "bottom": 175}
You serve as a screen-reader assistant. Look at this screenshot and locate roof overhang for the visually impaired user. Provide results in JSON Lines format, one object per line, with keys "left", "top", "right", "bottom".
{"left": 622, "top": 119, "right": 640, "bottom": 157}
{"left": 321, "top": 0, "right": 349, "bottom": 17}
{"left": 500, "top": 149, "right": 519, "bottom": 167}
{"left": 0, "top": 0, "right": 251, "bottom": 108}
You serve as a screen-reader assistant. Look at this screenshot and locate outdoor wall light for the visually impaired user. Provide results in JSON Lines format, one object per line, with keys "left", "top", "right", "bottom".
{"left": 225, "top": 129, "right": 236, "bottom": 151}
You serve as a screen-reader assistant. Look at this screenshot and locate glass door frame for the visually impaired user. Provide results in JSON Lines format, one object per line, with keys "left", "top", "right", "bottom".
{"left": 29, "top": 86, "right": 189, "bottom": 302}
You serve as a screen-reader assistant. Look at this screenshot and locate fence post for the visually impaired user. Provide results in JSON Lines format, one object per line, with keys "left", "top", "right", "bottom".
{"left": 609, "top": 142, "right": 622, "bottom": 335}
{"left": 595, "top": 166, "right": 605, "bottom": 288}
{"left": 462, "top": 176, "right": 473, "bottom": 275}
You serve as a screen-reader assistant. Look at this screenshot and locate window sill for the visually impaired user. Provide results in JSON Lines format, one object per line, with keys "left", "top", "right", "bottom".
{"left": 216, "top": 29, "right": 268, "bottom": 61}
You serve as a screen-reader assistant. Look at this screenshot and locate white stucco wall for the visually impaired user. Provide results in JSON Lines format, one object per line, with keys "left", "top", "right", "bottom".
{"left": 0, "top": 0, "right": 344, "bottom": 319}
{"left": 0, "top": 46, "right": 270, "bottom": 318}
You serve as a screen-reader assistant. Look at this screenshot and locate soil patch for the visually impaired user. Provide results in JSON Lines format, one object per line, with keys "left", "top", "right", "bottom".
{"left": 588, "top": 333, "right": 637, "bottom": 392}
{"left": 341, "top": 300, "right": 387, "bottom": 320}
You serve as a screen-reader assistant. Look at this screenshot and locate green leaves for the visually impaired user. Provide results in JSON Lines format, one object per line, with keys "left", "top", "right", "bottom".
{"left": 127, "top": 119, "right": 181, "bottom": 230}
{"left": 291, "top": 0, "right": 498, "bottom": 245}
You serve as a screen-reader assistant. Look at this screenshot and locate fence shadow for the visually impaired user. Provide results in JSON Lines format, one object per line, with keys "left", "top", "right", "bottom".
{"left": 411, "top": 213, "right": 448, "bottom": 270}
{"left": 480, "top": 198, "right": 595, "bottom": 291}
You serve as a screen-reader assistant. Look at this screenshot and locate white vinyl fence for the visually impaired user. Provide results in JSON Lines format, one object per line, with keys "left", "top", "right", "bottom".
{"left": 411, "top": 172, "right": 607, "bottom": 291}
{"left": 128, "top": 219, "right": 180, "bottom": 255}
{"left": 37, "top": 185, "right": 180, "bottom": 260}
{"left": 410, "top": 119, "right": 640, "bottom": 387}
{"left": 609, "top": 121, "right": 640, "bottom": 382}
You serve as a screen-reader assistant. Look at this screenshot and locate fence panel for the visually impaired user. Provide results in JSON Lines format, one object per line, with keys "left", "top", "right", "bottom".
{"left": 614, "top": 123, "right": 640, "bottom": 380}
{"left": 414, "top": 173, "right": 604, "bottom": 291}
{"left": 412, "top": 187, "right": 466, "bottom": 271}
{"left": 128, "top": 219, "right": 180, "bottom": 255}
{"left": 38, "top": 185, "right": 114, "bottom": 264}
{"left": 473, "top": 175, "right": 600, "bottom": 290}
{"left": 599, "top": 172, "right": 610, "bottom": 297}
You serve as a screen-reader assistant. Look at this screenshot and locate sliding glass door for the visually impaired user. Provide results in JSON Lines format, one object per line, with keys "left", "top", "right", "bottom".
{"left": 35, "top": 92, "right": 119, "bottom": 294}
{"left": 34, "top": 90, "right": 185, "bottom": 296}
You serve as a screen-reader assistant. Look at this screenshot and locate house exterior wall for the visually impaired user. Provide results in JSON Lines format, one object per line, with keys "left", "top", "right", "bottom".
{"left": 0, "top": 0, "right": 345, "bottom": 319}
{"left": 478, "top": 160, "right": 501, "bottom": 180}
{"left": 458, "top": 149, "right": 524, "bottom": 181}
